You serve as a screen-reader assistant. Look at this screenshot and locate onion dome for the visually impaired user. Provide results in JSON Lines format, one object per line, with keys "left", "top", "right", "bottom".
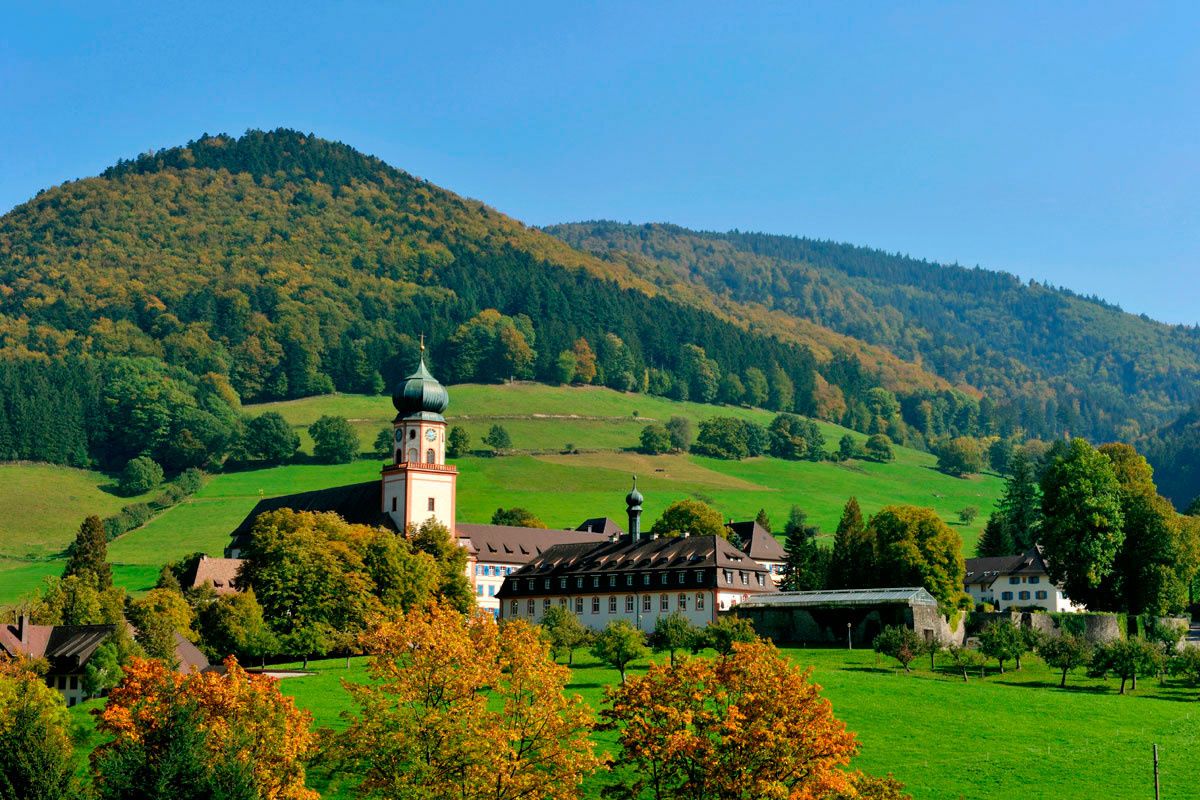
{"left": 626, "top": 477, "right": 644, "bottom": 508}
{"left": 392, "top": 357, "right": 449, "bottom": 417}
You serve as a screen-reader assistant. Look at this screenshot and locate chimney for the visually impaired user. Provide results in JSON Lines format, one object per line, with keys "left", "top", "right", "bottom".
{"left": 16, "top": 613, "right": 27, "bottom": 644}
{"left": 681, "top": 530, "right": 690, "bottom": 538}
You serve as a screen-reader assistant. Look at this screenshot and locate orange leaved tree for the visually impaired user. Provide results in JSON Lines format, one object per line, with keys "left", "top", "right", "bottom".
{"left": 92, "top": 656, "right": 318, "bottom": 800}
{"left": 601, "top": 640, "right": 861, "bottom": 800}
{"left": 333, "top": 603, "right": 601, "bottom": 800}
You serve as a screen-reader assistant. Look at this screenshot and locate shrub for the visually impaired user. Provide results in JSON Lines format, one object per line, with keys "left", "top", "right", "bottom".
{"left": 118, "top": 456, "right": 163, "bottom": 496}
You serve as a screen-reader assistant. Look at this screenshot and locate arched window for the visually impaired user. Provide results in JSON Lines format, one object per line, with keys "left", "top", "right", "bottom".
{"left": 407, "top": 449, "right": 417, "bottom": 463}
{"left": 426, "top": 448, "right": 435, "bottom": 463}
{"left": 408, "top": 428, "right": 416, "bottom": 439}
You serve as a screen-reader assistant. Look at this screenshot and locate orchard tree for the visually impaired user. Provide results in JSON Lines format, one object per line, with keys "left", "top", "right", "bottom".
{"left": 978, "top": 620, "right": 1026, "bottom": 673}
{"left": 946, "top": 644, "right": 986, "bottom": 681}
{"left": 0, "top": 661, "right": 76, "bottom": 800}
{"left": 1090, "top": 638, "right": 1162, "bottom": 694}
{"left": 92, "top": 657, "right": 317, "bottom": 799}
{"left": 334, "top": 606, "right": 600, "bottom": 799}
{"left": 1039, "top": 633, "right": 1092, "bottom": 688}
{"left": 650, "top": 611, "right": 700, "bottom": 666}
{"left": 649, "top": 499, "right": 727, "bottom": 539}
{"left": 699, "top": 615, "right": 758, "bottom": 658}
{"left": 308, "top": 415, "right": 359, "bottom": 464}
{"left": 1039, "top": 438, "right": 1125, "bottom": 606}
{"left": 602, "top": 641, "right": 861, "bottom": 799}
{"left": 873, "top": 626, "right": 922, "bottom": 672}
{"left": 591, "top": 620, "right": 650, "bottom": 683}
{"left": 540, "top": 605, "right": 591, "bottom": 665}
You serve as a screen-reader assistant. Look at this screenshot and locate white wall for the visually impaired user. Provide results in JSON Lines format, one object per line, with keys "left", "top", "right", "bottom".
{"left": 500, "top": 590, "right": 718, "bottom": 631}
{"left": 472, "top": 561, "right": 520, "bottom": 615}
{"left": 987, "top": 573, "right": 1083, "bottom": 613}
{"left": 383, "top": 469, "right": 456, "bottom": 534}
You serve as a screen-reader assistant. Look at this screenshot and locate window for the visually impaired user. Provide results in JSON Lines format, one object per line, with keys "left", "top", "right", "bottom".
{"left": 576, "top": 577, "right": 584, "bottom": 588}
{"left": 511, "top": 600, "right": 519, "bottom": 615}
{"left": 608, "top": 596, "right": 617, "bottom": 613}
{"left": 1035, "top": 590, "right": 1048, "bottom": 600}
{"left": 527, "top": 599, "right": 535, "bottom": 615}
{"left": 1029, "top": 576, "right": 1041, "bottom": 585}
{"left": 487, "top": 586, "right": 495, "bottom": 597}
{"left": 678, "top": 593, "right": 688, "bottom": 611}
{"left": 609, "top": 576, "right": 616, "bottom": 587}
{"left": 476, "top": 565, "right": 483, "bottom": 575}
{"left": 1009, "top": 577, "right": 1020, "bottom": 585}
{"left": 660, "top": 594, "right": 669, "bottom": 612}
{"left": 58, "top": 676, "right": 66, "bottom": 690}
{"left": 643, "top": 574, "right": 650, "bottom": 586}
{"left": 543, "top": 599, "right": 551, "bottom": 612}
{"left": 392, "top": 497, "right": 397, "bottom": 512}
{"left": 723, "top": 570, "right": 733, "bottom": 584}
{"left": 427, "top": 497, "right": 435, "bottom": 511}
{"left": 739, "top": 572, "right": 748, "bottom": 586}
{"left": 70, "top": 676, "right": 77, "bottom": 690}
{"left": 678, "top": 571, "right": 686, "bottom": 584}
{"left": 593, "top": 576, "right": 600, "bottom": 588}
{"left": 1018, "top": 591, "right": 1031, "bottom": 600}
{"left": 575, "top": 597, "right": 584, "bottom": 613}
{"left": 527, "top": 579, "right": 534, "bottom": 590}
{"left": 409, "top": 428, "right": 416, "bottom": 439}
{"left": 661, "top": 573, "right": 668, "bottom": 585}
{"left": 626, "top": 575, "right": 633, "bottom": 587}
{"left": 696, "top": 571, "right": 704, "bottom": 583}
{"left": 756, "top": 574, "right": 765, "bottom": 587}
{"left": 426, "top": 448, "right": 435, "bottom": 463}
{"left": 544, "top": 579, "right": 551, "bottom": 590}
{"left": 477, "top": 585, "right": 484, "bottom": 596}
{"left": 625, "top": 596, "right": 635, "bottom": 613}
{"left": 559, "top": 597, "right": 568, "bottom": 606}
{"left": 696, "top": 593, "right": 705, "bottom": 610}
{"left": 642, "top": 595, "right": 651, "bottom": 612}
{"left": 560, "top": 578, "right": 567, "bottom": 589}
{"left": 1001, "top": 591, "right": 1013, "bottom": 601}
{"left": 408, "top": 449, "right": 417, "bottom": 463}
{"left": 592, "top": 597, "right": 601, "bottom": 613}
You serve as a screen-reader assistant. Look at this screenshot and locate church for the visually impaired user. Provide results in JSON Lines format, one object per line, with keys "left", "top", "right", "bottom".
{"left": 224, "top": 353, "right": 781, "bottom": 620}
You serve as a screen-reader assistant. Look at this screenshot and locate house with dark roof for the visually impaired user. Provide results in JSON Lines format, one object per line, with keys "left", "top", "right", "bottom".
{"left": 725, "top": 520, "right": 786, "bottom": 585}
{"left": 0, "top": 615, "right": 209, "bottom": 706}
{"left": 187, "top": 556, "right": 244, "bottom": 596}
{"left": 964, "top": 547, "right": 1082, "bottom": 612}
{"left": 497, "top": 484, "right": 775, "bottom": 631}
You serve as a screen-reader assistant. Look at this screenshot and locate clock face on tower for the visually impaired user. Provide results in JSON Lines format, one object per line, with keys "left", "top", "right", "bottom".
{"left": 425, "top": 428, "right": 438, "bottom": 442}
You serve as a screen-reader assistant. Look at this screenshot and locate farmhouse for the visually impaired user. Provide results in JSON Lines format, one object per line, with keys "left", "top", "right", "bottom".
{"left": 963, "top": 547, "right": 1082, "bottom": 612}
{"left": 0, "top": 615, "right": 209, "bottom": 706}
{"left": 224, "top": 354, "right": 783, "bottom": 617}
{"left": 497, "top": 484, "right": 775, "bottom": 631}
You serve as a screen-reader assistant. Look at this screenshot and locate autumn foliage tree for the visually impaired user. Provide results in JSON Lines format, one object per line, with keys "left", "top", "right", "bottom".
{"left": 601, "top": 640, "right": 864, "bottom": 800}
{"left": 0, "top": 659, "right": 76, "bottom": 800}
{"left": 92, "top": 657, "right": 317, "bottom": 800}
{"left": 333, "top": 604, "right": 600, "bottom": 800}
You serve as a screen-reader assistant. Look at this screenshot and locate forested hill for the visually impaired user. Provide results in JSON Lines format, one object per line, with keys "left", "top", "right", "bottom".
{"left": 547, "top": 221, "right": 1200, "bottom": 443}
{"left": 0, "top": 129, "right": 976, "bottom": 472}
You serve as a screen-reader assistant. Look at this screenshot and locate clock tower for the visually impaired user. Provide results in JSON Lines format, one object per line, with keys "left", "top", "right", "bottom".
{"left": 382, "top": 349, "right": 456, "bottom": 534}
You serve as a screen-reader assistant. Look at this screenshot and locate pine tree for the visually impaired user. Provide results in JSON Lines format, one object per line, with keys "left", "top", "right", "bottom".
{"left": 996, "top": 451, "right": 1042, "bottom": 550}
{"left": 827, "top": 497, "right": 876, "bottom": 589}
{"left": 754, "top": 508, "right": 771, "bottom": 533}
{"left": 781, "top": 507, "right": 824, "bottom": 590}
{"left": 63, "top": 515, "right": 112, "bottom": 589}
{"left": 976, "top": 516, "right": 1016, "bottom": 557}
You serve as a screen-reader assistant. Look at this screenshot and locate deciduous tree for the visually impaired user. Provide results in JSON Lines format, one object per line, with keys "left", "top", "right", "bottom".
{"left": 590, "top": 620, "right": 649, "bottom": 683}
{"left": 1039, "top": 633, "right": 1092, "bottom": 688}
{"left": 650, "top": 611, "right": 700, "bottom": 666}
{"left": 540, "top": 605, "right": 591, "bottom": 665}
{"left": 649, "top": 499, "right": 727, "bottom": 539}
{"left": 308, "top": 415, "right": 359, "bottom": 464}
{"left": 0, "top": 661, "right": 76, "bottom": 800}
{"left": 491, "top": 507, "right": 547, "bottom": 528}
{"left": 873, "top": 626, "right": 922, "bottom": 672}
{"left": 870, "top": 506, "right": 966, "bottom": 611}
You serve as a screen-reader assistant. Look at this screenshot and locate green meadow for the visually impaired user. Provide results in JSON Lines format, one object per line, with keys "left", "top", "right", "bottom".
{"left": 67, "top": 646, "right": 1200, "bottom": 800}
{"left": 0, "top": 384, "right": 1003, "bottom": 606}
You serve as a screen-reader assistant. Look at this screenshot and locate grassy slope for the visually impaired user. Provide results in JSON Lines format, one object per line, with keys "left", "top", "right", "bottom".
{"left": 68, "top": 647, "right": 1200, "bottom": 800}
{"left": 0, "top": 384, "right": 1002, "bottom": 606}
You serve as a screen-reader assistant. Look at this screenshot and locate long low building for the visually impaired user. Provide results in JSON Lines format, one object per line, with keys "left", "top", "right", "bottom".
{"left": 497, "top": 485, "right": 776, "bottom": 631}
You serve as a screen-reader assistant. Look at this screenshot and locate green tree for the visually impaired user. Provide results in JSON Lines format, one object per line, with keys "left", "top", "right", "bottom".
{"left": 554, "top": 350, "right": 578, "bottom": 385}
{"left": 935, "top": 437, "right": 984, "bottom": 476}
{"left": 870, "top": 506, "right": 966, "bottom": 611}
{"left": 975, "top": 516, "right": 1016, "bottom": 558}
{"left": 649, "top": 499, "right": 728, "bottom": 539}
{"left": 1090, "top": 637, "right": 1162, "bottom": 694}
{"left": 863, "top": 434, "right": 894, "bottom": 463}
{"left": 699, "top": 615, "right": 758, "bottom": 658}
{"left": 490, "top": 507, "right": 547, "bottom": 528}
{"left": 743, "top": 367, "right": 769, "bottom": 407}
{"left": 718, "top": 372, "right": 745, "bottom": 405}
{"left": 127, "top": 588, "right": 195, "bottom": 666}
{"left": 540, "top": 605, "right": 591, "bottom": 666}
{"left": 754, "top": 508, "right": 772, "bottom": 532}
{"left": 993, "top": 451, "right": 1042, "bottom": 551}
{"left": 1039, "top": 633, "right": 1092, "bottom": 688}
{"left": 988, "top": 438, "right": 1014, "bottom": 475}
{"left": 665, "top": 415, "right": 693, "bottom": 452}
{"left": 946, "top": 644, "right": 986, "bottom": 681}
{"left": 118, "top": 455, "right": 163, "bottom": 496}
{"left": 308, "top": 415, "right": 359, "bottom": 464}
{"left": 483, "top": 424, "right": 513, "bottom": 453}
{"left": 977, "top": 620, "right": 1026, "bottom": 673}
{"left": 446, "top": 425, "right": 470, "bottom": 458}
{"left": 591, "top": 620, "right": 649, "bottom": 683}
{"left": 679, "top": 344, "right": 720, "bottom": 404}
{"left": 1039, "top": 438, "right": 1125, "bottom": 605}
{"left": 872, "top": 625, "right": 923, "bottom": 672}
{"left": 62, "top": 514, "right": 113, "bottom": 589}
{"left": 0, "top": 664, "right": 76, "bottom": 800}
{"left": 239, "top": 411, "right": 299, "bottom": 464}
{"left": 638, "top": 423, "right": 671, "bottom": 455}
{"left": 598, "top": 334, "right": 638, "bottom": 392}
{"left": 837, "top": 434, "right": 861, "bottom": 461}
{"left": 372, "top": 427, "right": 393, "bottom": 459}
{"left": 692, "top": 416, "right": 767, "bottom": 460}
{"left": 957, "top": 506, "right": 979, "bottom": 524}
{"left": 410, "top": 518, "right": 474, "bottom": 614}
{"left": 650, "top": 611, "right": 701, "bottom": 666}
{"left": 782, "top": 506, "right": 824, "bottom": 591}
{"left": 828, "top": 497, "right": 876, "bottom": 589}
{"left": 767, "top": 413, "right": 825, "bottom": 460}
{"left": 767, "top": 365, "right": 794, "bottom": 412}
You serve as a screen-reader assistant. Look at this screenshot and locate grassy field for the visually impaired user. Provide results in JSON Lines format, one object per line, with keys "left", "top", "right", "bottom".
{"left": 67, "top": 646, "right": 1200, "bottom": 800}
{"left": 0, "top": 384, "right": 1003, "bottom": 606}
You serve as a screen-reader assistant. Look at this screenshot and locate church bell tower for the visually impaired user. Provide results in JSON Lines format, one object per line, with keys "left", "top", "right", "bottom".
{"left": 382, "top": 345, "right": 457, "bottom": 534}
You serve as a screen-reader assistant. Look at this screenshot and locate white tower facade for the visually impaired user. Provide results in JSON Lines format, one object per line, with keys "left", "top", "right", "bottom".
{"left": 382, "top": 354, "right": 456, "bottom": 534}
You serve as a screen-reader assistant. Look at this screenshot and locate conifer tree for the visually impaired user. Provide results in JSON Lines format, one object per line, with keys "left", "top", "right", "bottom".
{"left": 828, "top": 498, "right": 875, "bottom": 589}
{"left": 781, "top": 507, "right": 825, "bottom": 590}
{"left": 754, "top": 508, "right": 771, "bottom": 532}
{"left": 976, "top": 516, "right": 1016, "bottom": 558}
{"left": 63, "top": 514, "right": 113, "bottom": 589}
{"left": 995, "top": 451, "right": 1042, "bottom": 550}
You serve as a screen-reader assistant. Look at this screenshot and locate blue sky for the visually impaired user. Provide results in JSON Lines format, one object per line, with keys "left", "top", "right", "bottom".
{"left": 3, "top": 2, "right": 1198, "bottom": 323}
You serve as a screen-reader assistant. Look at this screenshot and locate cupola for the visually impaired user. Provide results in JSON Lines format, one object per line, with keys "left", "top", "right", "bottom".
{"left": 392, "top": 354, "right": 449, "bottom": 420}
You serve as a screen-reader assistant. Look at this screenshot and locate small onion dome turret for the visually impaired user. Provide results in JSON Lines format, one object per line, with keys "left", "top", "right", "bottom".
{"left": 626, "top": 478, "right": 644, "bottom": 509}
{"left": 392, "top": 358, "right": 449, "bottom": 418}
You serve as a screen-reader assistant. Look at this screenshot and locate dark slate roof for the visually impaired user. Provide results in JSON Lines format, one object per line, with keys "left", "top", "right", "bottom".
{"left": 726, "top": 521, "right": 786, "bottom": 562}
{"left": 458, "top": 523, "right": 610, "bottom": 565}
{"left": 963, "top": 547, "right": 1049, "bottom": 588}
{"left": 227, "top": 481, "right": 391, "bottom": 553}
{"left": 576, "top": 517, "right": 624, "bottom": 536}
{"left": 497, "top": 533, "right": 772, "bottom": 598}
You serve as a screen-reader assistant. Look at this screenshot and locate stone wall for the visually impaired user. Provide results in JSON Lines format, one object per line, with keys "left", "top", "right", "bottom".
{"left": 968, "top": 610, "right": 1123, "bottom": 644}
{"left": 736, "top": 603, "right": 964, "bottom": 647}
